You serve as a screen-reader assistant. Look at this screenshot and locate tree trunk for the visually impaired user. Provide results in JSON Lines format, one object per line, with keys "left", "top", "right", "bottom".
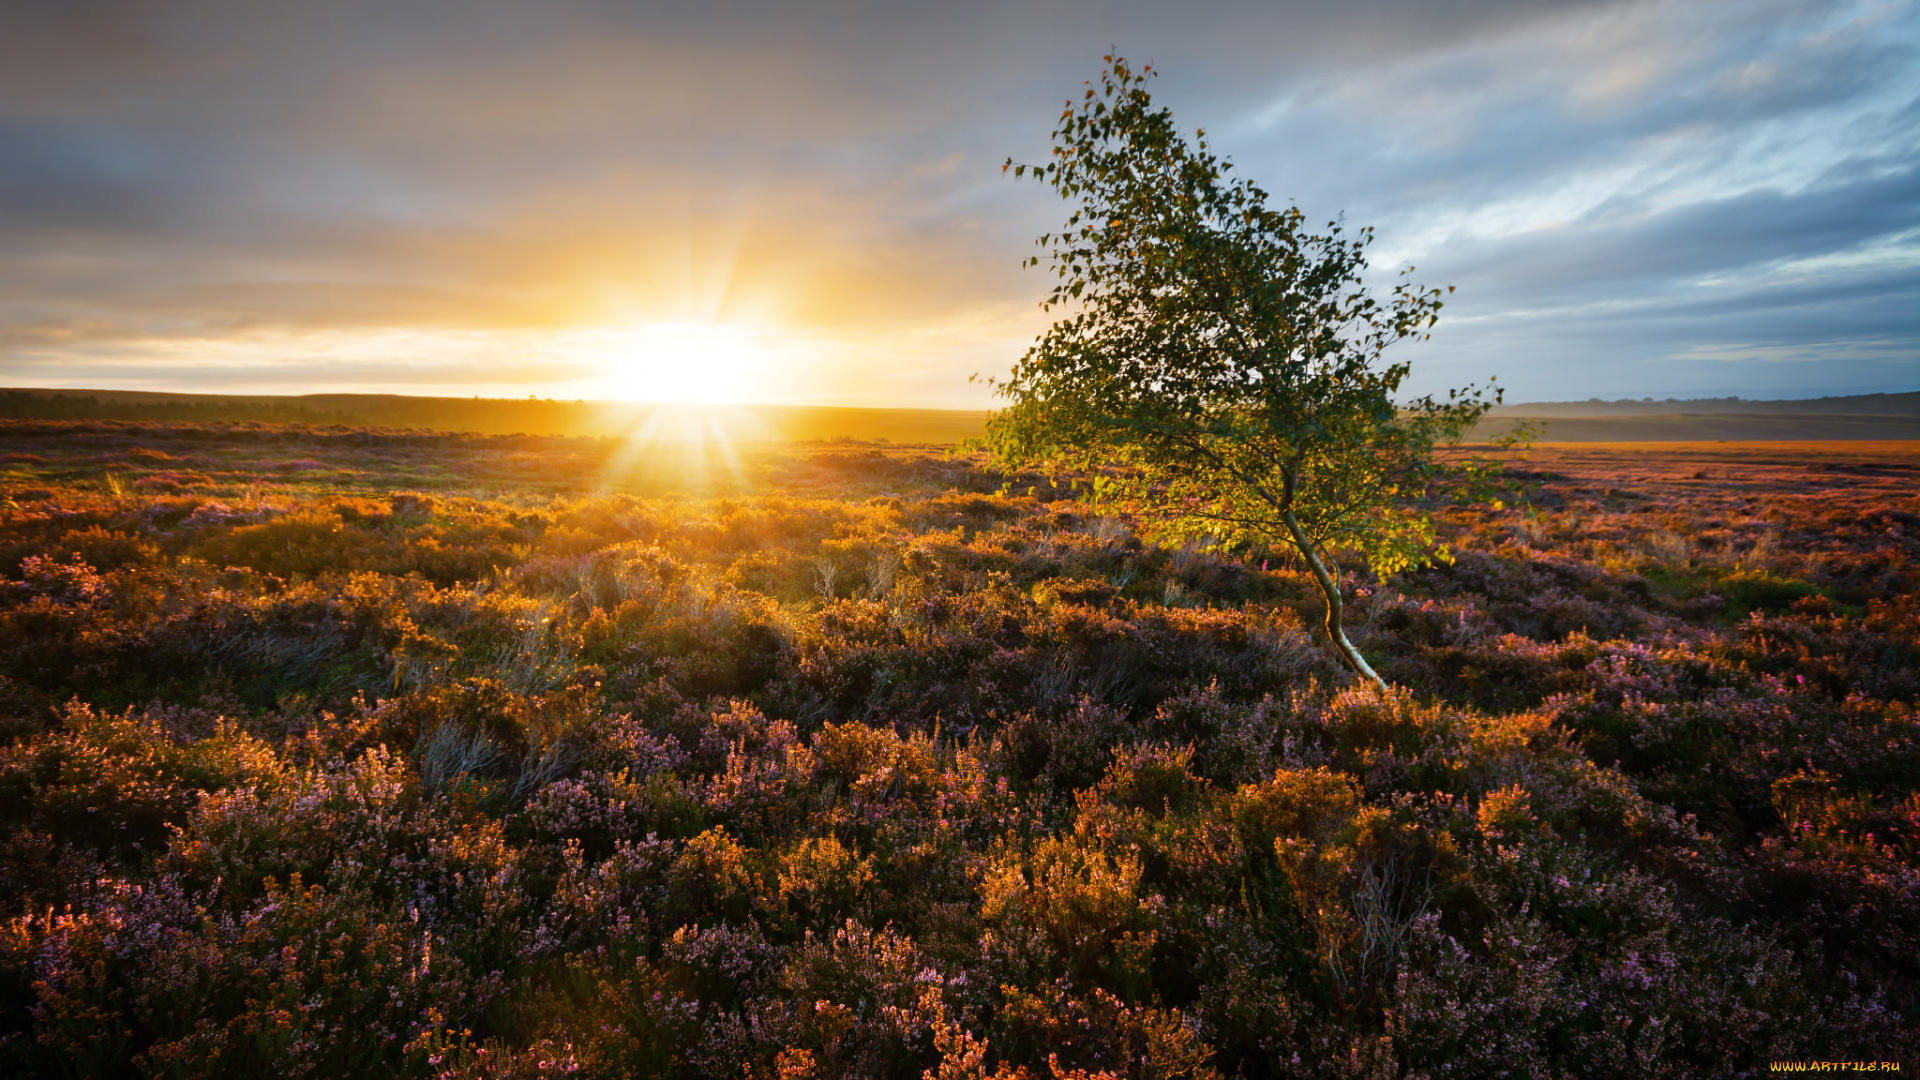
{"left": 1280, "top": 505, "right": 1386, "bottom": 691}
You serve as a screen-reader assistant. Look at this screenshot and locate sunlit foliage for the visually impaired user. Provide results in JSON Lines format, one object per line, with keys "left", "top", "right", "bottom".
{"left": 989, "top": 58, "right": 1509, "bottom": 687}
{"left": 0, "top": 422, "right": 1914, "bottom": 1076}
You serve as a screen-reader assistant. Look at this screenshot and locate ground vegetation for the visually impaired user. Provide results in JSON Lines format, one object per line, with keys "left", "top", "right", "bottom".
{"left": 0, "top": 421, "right": 1913, "bottom": 1077}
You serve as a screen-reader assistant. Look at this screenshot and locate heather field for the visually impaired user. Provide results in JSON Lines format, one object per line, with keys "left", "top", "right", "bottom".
{"left": 0, "top": 421, "right": 1914, "bottom": 1077}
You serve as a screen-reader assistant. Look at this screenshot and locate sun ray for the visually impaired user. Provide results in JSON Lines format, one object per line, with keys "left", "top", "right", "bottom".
{"left": 589, "top": 321, "right": 772, "bottom": 405}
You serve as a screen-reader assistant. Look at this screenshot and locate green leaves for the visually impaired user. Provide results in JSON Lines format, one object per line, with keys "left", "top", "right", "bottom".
{"left": 989, "top": 57, "right": 1506, "bottom": 683}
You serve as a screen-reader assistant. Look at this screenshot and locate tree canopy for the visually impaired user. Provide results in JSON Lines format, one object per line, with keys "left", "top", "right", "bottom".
{"left": 986, "top": 56, "right": 1507, "bottom": 686}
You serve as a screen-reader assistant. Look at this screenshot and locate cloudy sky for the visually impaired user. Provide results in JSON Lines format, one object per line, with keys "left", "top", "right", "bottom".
{"left": 1, "top": 0, "right": 1914, "bottom": 406}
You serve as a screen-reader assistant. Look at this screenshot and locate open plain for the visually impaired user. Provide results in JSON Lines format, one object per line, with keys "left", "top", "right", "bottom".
{"left": 0, "top": 423, "right": 1914, "bottom": 1076}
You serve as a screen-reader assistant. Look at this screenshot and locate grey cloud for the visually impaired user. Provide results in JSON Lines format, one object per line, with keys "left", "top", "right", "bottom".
{"left": 0, "top": 123, "right": 196, "bottom": 235}
{"left": 0, "top": 0, "right": 1913, "bottom": 402}
{"left": 1428, "top": 165, "right": 1920, "bottom": 307}
{"left": 1190, "top": 0, "right": 1920, "bottom": 401}
{"left": 1230, "top": 4, "right": 1917, "bottom": 220}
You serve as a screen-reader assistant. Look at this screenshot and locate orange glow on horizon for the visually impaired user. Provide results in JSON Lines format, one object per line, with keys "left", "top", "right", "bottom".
{"left": 587, "top": 321, "right": 777, "bottom": 404}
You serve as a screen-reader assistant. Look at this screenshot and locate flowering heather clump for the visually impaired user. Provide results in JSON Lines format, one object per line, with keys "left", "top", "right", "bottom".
{"left": 0, "top": 422, "right": 1914, "bottom": 1076}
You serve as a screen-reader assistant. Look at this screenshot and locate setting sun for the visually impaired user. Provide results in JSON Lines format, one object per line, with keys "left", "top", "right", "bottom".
{"left": 590, "top": 321, "right": 775, "bottom": 404}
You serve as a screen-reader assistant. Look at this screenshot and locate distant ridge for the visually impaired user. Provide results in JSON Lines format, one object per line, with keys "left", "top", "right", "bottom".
{"left": 0, "top": 389, "right": 989, "bottom": 444}
{"left": 3, "top": 387, "right": 1915, "bottom": 442}
{"left": 1490, "top": 390, "right": 1918, "bottom": 418}
{"left": 1475, "top": 390, "right": 1918, "bottom": 441}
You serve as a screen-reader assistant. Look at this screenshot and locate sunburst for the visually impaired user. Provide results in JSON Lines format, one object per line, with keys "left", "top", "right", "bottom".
{"left": 591, "top": 321, "right": 771, "bottom": 405}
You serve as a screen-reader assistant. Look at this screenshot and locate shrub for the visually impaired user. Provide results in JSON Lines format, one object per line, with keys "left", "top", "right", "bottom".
{"left": 0, "top": 430, "right": 1913, "bottom": 1073}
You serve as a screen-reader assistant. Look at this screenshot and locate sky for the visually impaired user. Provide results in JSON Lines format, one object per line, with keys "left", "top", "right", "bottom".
{"left": 1, "top": 0, "right": 1915, "bottom": 407}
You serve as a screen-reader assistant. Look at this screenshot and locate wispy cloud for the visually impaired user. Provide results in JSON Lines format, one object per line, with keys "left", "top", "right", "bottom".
{"left": 0, "top": 0, "right": 1912, "bottom": 403}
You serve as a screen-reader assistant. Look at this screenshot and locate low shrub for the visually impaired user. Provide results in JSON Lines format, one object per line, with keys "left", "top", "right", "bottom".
{"left": 0, "top": 432, "right": 1912, "bottom": 1075}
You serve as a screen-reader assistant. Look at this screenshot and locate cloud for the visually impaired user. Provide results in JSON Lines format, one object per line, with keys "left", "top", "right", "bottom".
{"left": 1673, "top": 339, "right": 1918, "bottom": 364}
{"left": 0, "top": 0, "right": 1913, "bottom": 404}
{"left": 1215, "top": 0, "right": 1920, "bottom": 400}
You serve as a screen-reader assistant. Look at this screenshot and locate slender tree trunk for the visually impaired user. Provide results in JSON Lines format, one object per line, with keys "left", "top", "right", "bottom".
{"left": 1278, "top": 470, "right": 1386, "bottom": 690}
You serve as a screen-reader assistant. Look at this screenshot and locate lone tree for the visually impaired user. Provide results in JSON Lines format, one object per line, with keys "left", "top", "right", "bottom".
{"left": 987, "top": 57, "right": 1506, "bottom": 688}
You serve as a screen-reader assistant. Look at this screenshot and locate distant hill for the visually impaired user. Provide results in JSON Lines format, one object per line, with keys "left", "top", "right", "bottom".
{"left": 1473, "top": 390, "right": 1918, "bottom": 441}
{"left": 0, "top": 389, "right": 989, "bottom": 445}
{"left": 1488, "top": 391, "right": 1919, "bottom": 417}
{"left": 3, "top": 387, "right": 1915, "bottom": 443}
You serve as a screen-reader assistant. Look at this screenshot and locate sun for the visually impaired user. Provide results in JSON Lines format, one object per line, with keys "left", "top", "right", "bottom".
{"left": 592, "top": 321, "right": 770, "bottom": 404}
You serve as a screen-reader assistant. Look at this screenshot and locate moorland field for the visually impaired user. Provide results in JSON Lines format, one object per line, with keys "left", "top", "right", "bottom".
{"left": 4, "top": 387, "right": 1916, "bottom": 444}
{"left": 0, "top": 418, "right": 1914, "bottom": 1077}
